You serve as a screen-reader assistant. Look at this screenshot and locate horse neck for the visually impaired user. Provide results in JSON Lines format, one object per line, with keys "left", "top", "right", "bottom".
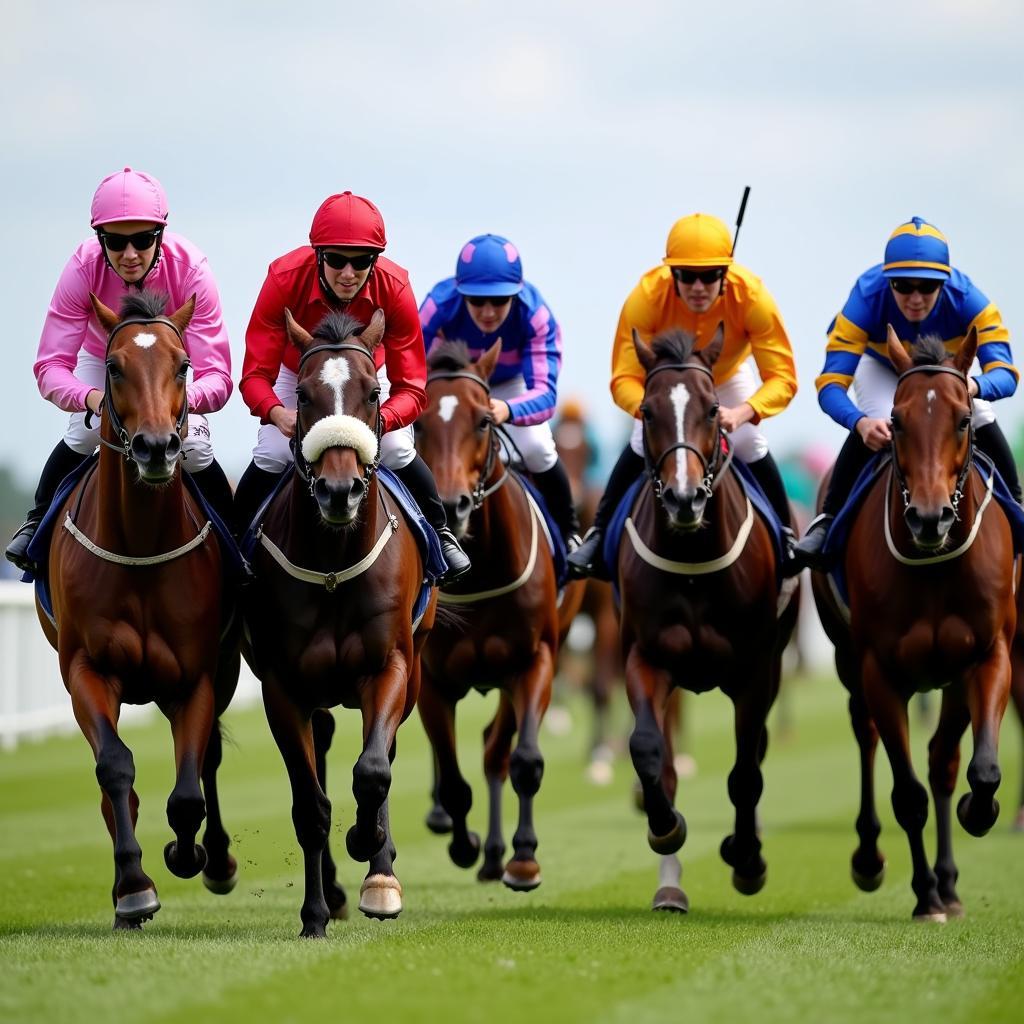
{"left": 285, "top": 470, "right": 380, "bottom": 568}
{"left": 468, "top": 463, "right": 528, "bottom": 565}
{"left": 93, "top": 446, "right": 192, "bottom": 555}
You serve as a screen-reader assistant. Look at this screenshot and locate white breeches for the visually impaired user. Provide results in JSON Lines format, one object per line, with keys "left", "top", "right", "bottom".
{"left": 629, "top": 359, "right": 769, "bottom": 462}
{"left": 491, "top": 375, "right": 558, "bottom": 473}
{"left": 852, "top": 355, "right": 995, "bottom": 426}
{"left": 63, "top": 350, "right": 214, "bottom": 471}
{"left": 252, "top": 365, "right": 416, "bottom": 473}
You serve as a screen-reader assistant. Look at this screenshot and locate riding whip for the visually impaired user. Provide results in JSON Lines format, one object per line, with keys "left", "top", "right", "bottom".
{"left": 731, "top": 186, "right": 751, "bottom": 255}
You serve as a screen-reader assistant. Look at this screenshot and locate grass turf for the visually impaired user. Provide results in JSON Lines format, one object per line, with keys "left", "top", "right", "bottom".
{"left": 1, "top": 671, "right": 1023, "bottom": 1024}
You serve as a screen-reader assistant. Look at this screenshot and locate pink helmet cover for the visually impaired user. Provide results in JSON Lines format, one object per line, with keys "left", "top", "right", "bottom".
{"left": 90, "top": 167, "right": 169, "bottom": 227}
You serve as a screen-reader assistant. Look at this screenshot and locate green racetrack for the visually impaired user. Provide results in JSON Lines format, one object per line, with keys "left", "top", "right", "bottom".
{"left": 2, "top": 671, "right": 1023, "bottom": 1023}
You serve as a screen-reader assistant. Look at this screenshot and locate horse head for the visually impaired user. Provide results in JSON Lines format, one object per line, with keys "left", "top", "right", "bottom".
{"left": 418, "top": 339, "right": 503, "bottom": 539}
{"left": 633, "top": 324, "right": 725, "bottom": 531}
{"left": 90, "top": 290, "right": 195, "bottom": 484}
{"left": 887, "top": 323, "right": 979, "bottom": 550}
{"left": 286, "top": 307, "right": 385, "bottom": 527}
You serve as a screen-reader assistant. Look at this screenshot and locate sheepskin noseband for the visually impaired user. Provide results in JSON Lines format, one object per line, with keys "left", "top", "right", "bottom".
{"left": 301, "top": 414, "right": 379, "bottom": 466}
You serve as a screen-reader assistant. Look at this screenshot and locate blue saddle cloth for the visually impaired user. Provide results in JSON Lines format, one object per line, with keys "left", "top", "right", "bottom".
{"left": 512, "top": 470, "right": 568, "bottom": 588}
{"left": 603, "top": 460, "right": 787, "bottom": 598}
{"left": 26, "top": 454, "right": 246, "bottom": 624}
{"left": 241, "top": 465, "right": 448, "bottom": 625}
{"left": 823, "top": 450, "right": 1024, "bottom": 607}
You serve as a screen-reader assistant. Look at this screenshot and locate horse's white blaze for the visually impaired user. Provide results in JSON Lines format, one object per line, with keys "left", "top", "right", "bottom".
{"left": 670, "top": 382, "right": 690, "bottom": 482}
{"left": 133, "top": 332, "right": 157, "bottom": 349}
{"left": 320, "top": 357, "right": 350, "bottom": 414}
{"left": 926, "top": 387, "right": 936, "bottom": 412}
{"left": 439, "top": 395, "right": 459, "bottom": 422}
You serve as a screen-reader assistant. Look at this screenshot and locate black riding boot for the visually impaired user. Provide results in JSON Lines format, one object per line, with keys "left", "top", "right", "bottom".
{"left": 5, "top": 440, "right": 89, "bottom": 573}
{"left": 531, "top": 459, "right": 581, "bottom": 550}
{"left": 188, "top": 460, "right": 235, "bottom": 531}
{"left": 788, "top": 430, "right": 874, "bottom": 575}
{"left": 566, "top": 444, "right": 644, "bottom": 581}
{"left": 394, "top": 454, "right": 471, "bottom": 583}
{"left": 232, "top": 461, "right": 284, "bottom": 539}
{"left": 975, "top": 422, "right": 1023, "bottom": 503}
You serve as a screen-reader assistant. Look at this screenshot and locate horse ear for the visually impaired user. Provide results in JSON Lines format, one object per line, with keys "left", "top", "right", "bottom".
{"left": 886, "top": 323, "right": 912, "bottom": 374}
{"left": 954, "top": 325, "right": 979, "bottom": 377}
{"left": 90, "top": 292, "right": 120, "bottom": 334}
{"left": 168, "top": 294, "right": 196, "bottom": 336}
{"left": 284, "top": 308, "right": 314, "bottom": 352}
{"left": 476, "top": 338, "right": 503, "bottom": 381}
{"left": 360, "top": 308, "right": 386, "bottom": 352}
{"left": 632, "top": 328, "right": 656, "bottom": 372}
{"left": 699, "top": 322, "right": 725, "bottom": 367}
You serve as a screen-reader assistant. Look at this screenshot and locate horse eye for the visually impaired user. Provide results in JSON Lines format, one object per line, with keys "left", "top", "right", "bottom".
{"left": 640, "top": 404, "right": 653, "bottom": 421}
{"left": 296, "top": 387, "right": 311, "bottom": 407}
{"left": 958, "top": 415, "right": 971, "bottom": 432}
{"left": 891, "top": 414, "right": 903, "bottom": 433}
{"left": 106, "top": 361, "right": 122, "bottom": 380}
{"left": 477, "top": 415, "right": 491, "bottom": 432}
{"left": 368, "top": 388, "right": 381, "bottom": 406}
{"left": 708, "top": 403, "right": 720, "bottom": 420}
{"left": 177, "top": 361, "right": 190, "bottom": 379}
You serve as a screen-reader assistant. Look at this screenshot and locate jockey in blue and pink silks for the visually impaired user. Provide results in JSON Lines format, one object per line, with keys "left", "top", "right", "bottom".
{"left": 418, "top": 233, "right": 580, "bottom": 548}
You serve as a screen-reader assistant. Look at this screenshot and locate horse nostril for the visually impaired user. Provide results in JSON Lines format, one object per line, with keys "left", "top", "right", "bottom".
{"left": 166, "top": 433, "right": 182, "bottom": 459}
{"left": 455, "top": 493, "right": 473, "bottom": 520}
{"left": 938, "top": 506, "right": 956, "bottom": 532}
{"left": 130, "top": 434, "right": 151, "bottom": 462}
{"left": 349, "top": 476, "right": 365, "bottom": 502}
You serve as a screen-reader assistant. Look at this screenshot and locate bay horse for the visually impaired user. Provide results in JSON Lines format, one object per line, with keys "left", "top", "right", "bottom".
{"left": 617, "top": 326, "right": 797, "bottom": 912}
{"left": 813, "top": 326, "right": 1016, "bottom": 921}
{"left": 241, "top": 309, "right": 435, "bottom": 937}
{"left": 415, "top": 341, "right": 584, "bottom": 890}
{"left": 40, "top": 290, "right": 240, "bottom": 929}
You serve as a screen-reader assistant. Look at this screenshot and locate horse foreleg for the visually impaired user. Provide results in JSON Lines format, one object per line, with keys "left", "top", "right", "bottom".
{"left": 68, "top": 658, "right": 159, "bottom": 927}
{"left": 503, "top": 641, "right": 554, "bottom": 892}
{"left": 263, "top": 683, "right": 330, "bottom": 938}
{"left": 347, "top": 649, "right": 410, "bottom": 864}
{"left": 958, "top": 636, "right": 1011, "bottom": 837}
{"left": 721, "top": 668, "right": 773, "bottom": 895}
{"left": 1010, "top": 631, "right": 1024, "bottom": 830}
{"left": 862, "top": 653, "right": 944, "bottom": 921}
{"left": 417, "top": 668, "right": 480, "bottom": 869}
{"left": 847, "top": 681, "right": 886, "bottom": 892}
{"left": 624, "top": 646, "right": 685, "bottom": 854}
{"left": 311, "top": 709, "right": 347, "bottom": 920}
{"left": 200, "top": 717, "right": 238, "bottom": 895}
{"left": 359, "top": 739, "right": 403, "bottom": 920}
{"left": 425, "top": 754, "right": 454, "bottom": 835}
{"left": 928, "top": 689, "right": 969, "bottom": 916}
{"left": 478, "top": 692, "right": 516, "bottom": 882}
{"left": 163, "top": 676, "right": 215, "bottom": 880}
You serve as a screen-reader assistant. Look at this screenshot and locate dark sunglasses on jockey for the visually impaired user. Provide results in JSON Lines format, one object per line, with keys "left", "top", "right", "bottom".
{"left": 672, "top": 267, "right": 726, "bottom": 286}
{"left": 320, "top": 250, "right": 379, "bottom": 272}
{"left": 464, "top": 295, "right": 513, "bottom": 308}
{"left": 97, "top": 228, "right": 163, "bottom": 252}
{"left": 889, "top": 277, "right": 943, "bottom": 296}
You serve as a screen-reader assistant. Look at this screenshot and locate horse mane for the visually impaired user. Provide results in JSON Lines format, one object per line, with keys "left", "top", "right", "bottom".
{"left": 650, "top": 328, "right": 698, "bottom": 363}
{"left": 118, "top": 289, "right": 170, "bottom": 321}
{"left": 312, "top": 310, "right": 368, "bottom": 346}
{"left": 911, "top": 334, "right": 949, "bottom": 367}
{"left": 427, "top": 341, "right": 473, "bottom": 373}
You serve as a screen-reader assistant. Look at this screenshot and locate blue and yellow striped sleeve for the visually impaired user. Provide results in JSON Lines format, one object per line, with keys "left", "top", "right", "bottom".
{"left": 968, "top": 301, "right": 1018, "bottom": 401}
{"left": 815, "top": 312, "right": 869, "bottom": 430}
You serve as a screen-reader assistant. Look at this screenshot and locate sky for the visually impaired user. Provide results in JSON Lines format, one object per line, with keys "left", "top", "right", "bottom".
{"left": 2, "top": 0, "right": 1023, "bottom": 487}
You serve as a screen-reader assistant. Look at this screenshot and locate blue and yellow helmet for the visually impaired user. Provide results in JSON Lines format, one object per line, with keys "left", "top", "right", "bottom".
{"left": 882, "top": 217, "right": 951, "bottom": 280}
{"left": 455, "top": 234, "right": 524, "bottom": 297}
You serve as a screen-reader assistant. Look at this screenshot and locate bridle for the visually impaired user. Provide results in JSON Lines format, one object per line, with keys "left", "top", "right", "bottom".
{"left": 641, "top": 361, "right": 730, "bottom": 506}
{"left": 292, "top": 340, "right": 382, "bottom": 498}
{"left": 425, "top": 368, "right": 506, "bottom": 510}
{"left": 889, "top": 363, "right": 974, "bottom": 519}
{"left": 91, "top": 316, "right": 189, "bottom": 463}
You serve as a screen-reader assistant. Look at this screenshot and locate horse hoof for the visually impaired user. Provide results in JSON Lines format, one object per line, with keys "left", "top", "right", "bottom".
{"left": 851, "top": 859, "right": 886, "bottom": 893}
{"left": 115, "top": 887, "right": 161, "bottom": 923}
{"left": 648, "top": 811, "right": 687, "bottom": 855}
{"left": 913, "top": 910, "right": 947, "bottom": 924}
{"left": 202, "top": 866, "right": 238, "bottom": 895}
{"left": 957, "top": 793, "right": 998, "bottom": 837}
{"left": 164, "top": 841, "right": 207, "bottom": 879}
{"left": 358, "top": 874, "right": 403, "bottom": 920}
{"left": 477, "top": 860, "right": 504, "bottom": 883}
{"left": 652, "top": 886, "right": 689, "bottom": 913}
{"left": 299, "top": 924, "right": 328, "bottom": 939}
{"left": 502, "top": 859, "right": 542, "bottom": 891}
{"left": 943, "top": 900, "right": 965, "bottom": 919}
{"left": 425, "top": 805, "right": 454, "bottom": 835}
{"left": 112, "top": 915, "right": 144, "bottom": 930}
{"left": 448, "top": 832, "right": 481, "bottom": 869}
{"left": 732, "top": 868, "right": 767, "bottom": 896}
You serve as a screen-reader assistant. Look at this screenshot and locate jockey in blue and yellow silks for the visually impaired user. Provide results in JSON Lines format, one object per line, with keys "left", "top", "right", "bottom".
{"left": 790, "top": 216, "right": 1021, "bottom": 572}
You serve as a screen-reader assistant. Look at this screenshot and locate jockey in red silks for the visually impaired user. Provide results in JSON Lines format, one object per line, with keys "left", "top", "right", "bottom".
{"left": 233, "top": 191, "right": 470, "bottom": 582}
{"left": 5, "top": 167, "right": 234, "bottom": 574}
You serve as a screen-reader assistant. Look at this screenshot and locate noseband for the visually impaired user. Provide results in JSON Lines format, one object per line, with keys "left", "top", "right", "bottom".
{"left": 642, "top": 361, "right": 728, "bottom": 504}
{"left": 293, "top": 341, "right": 383, "bottom": 497}
{"left": 425, "top": 368, "right": 505, "bottom": 510}
{"left": 890, "top": 364, "right": 974, "bottom": 517}
{"left": 93, "top": 316, "right": 189, "bottom": 463}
